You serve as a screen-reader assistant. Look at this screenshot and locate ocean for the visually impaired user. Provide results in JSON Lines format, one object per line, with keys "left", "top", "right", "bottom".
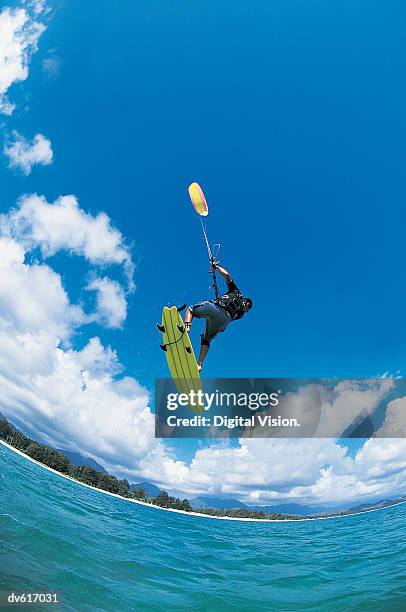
{"left": 1, "top": 443, "right": 405, "bottom": 611}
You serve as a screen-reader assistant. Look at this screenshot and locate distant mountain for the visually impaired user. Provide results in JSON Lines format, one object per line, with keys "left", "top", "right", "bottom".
{"left": 189, "top": 497, "right": 329, "bottom": 514}
{"left": 250, "top": 498, "right": 406, "bottom": 516}
{"left": 188, "top": 496, "right": 406, "bottom": 517}
{"left": 56, "top": 449, "right": 107, "bottom": 474}
{"left": 130, "top": 481, "right": 161, "bottom": 497}
{"left": 345, "top": 499, "right": 406, "bottom": 514}
{"left": 190, "top": 496, "right": 248, "bottom": 510}
{"left": 188, "top": 498, "right": 331, "bottom": 515}
{"left": 247, "top": 503, "right": 329, "bottom": 515}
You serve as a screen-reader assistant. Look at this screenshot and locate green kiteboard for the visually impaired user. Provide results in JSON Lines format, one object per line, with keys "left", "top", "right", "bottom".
{"left": 158, "top": 306, "right": 203, "bottom": 412}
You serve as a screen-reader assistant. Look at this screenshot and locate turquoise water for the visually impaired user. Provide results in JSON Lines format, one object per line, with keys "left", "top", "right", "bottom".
{"left": 1, "top": 444, "right": 405, "bottom": 611}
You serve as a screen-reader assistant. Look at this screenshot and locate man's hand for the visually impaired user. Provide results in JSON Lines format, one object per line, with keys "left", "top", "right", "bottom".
{"left": 209, "top": 260, "right": 221, "bottom": 272}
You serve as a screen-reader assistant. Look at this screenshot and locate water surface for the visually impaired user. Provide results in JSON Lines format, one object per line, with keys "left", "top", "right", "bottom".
{"left": 1, "top": 444, "right": 405, "bottom": 611}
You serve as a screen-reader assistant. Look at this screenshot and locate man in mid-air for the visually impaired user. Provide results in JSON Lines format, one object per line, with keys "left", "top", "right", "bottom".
{"left": 185, "top": 263, "right": 252, "bottom": 370}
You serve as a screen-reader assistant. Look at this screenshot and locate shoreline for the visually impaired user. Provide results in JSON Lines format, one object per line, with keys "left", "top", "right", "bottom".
{"left": 2, "top": 439, "right": 405, "bottom": 524}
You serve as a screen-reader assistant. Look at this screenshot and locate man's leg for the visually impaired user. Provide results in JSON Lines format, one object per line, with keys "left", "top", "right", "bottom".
{"left": 186, "top": 302, "right": 229, "bottom": 370}
{"left": 186, "top": 305, "right": 210, "bottom": 370}
{"left": 185, "top": 307, "right": 193, "bottom": 331}
{"left": 197, "top": 341, "right": 210, "bottom": 371}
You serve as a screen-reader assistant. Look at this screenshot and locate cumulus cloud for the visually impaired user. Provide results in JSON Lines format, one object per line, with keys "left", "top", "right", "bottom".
{"left": 87, "top": 277, "right": 127, "bottom": 329}
{"left": 375, "top": 396, "right": 406, "bottom": 437}
{"left": 0, "top": 235, "right": 177, "bottom": 479}
{"left": 238, "top": 379, "right": 394, "bottom": 440}
{"left": 0, "top": 6, "right": 45, "bottom": 114}
{"left": 315, "top": 379, "right": 394, "bottom": 437}
{"left": 152, "top": 435, "right": 406, "bottom": 507}
{"left": 172, "top": 439, "right": 353, "bottom": 503}
{"left": 0, "top": 329, "right": 164, "bottom": 475}
{"left": 355, "top": 438, "right": 406, "bottom": 483}
{"left": 4, "top": 131, "right": 53, "bottom": 175}
{"left": 0, "top": 193, "right": 135, "bottom": 289}
{"left": 0, "top": 236, "right": 83, "bottom": 340}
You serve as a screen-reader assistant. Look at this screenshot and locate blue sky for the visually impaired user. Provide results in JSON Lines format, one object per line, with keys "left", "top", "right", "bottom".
{"left": 1, "top": 0, "right": 406, "bottom": 506}
{"left": 4, "top": 0, "right": 406, "bottom": 383}
{"left": 9, "top": 0, "right": 406, "bottom": 381}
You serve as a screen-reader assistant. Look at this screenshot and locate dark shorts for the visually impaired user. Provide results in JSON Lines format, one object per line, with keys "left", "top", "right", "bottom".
{"left": 190, "top": 301, "right": 231, "bottom": 344}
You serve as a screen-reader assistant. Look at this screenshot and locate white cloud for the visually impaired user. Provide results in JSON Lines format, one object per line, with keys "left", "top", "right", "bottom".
{"left": 30, "top": 1, "right": 48, "bottom": 16}
{"left": 0, "top": 193, "right": 135, "bottom": 289}
{"left": 238, "top": 379, "right": 394, "bottom": 440}
{"left": 0, "top": 6, "right": 45, "bottom": 114}
{"left": 4, "top": 131, "right": 53, "bottom": 175}
{"left": 147, "top": 438, "right": 349, "bottom": 503}
{"left": 315, "top": 379, "right": 394, "bottom": 437}
{"left": 42, "top": 55, "right": 60, "bottom": 79}
{"left": 0, "top": 236, "right": 175, "bottom": 479}
{"left": 0, "top": 237, "right": 83, "bottom": 340}
{"left": 375, "top": 396, "right": 406, "bottom": 437}
{"left": 75, "top": 336, "right": 122, "bottom": 378}
{"left": 87, "top": 277, "right": 127, "bottom": 329}
{"left": 153, "top": 435, "right": 406, "bottom": 507}
{"left": 0, "top": 330, "right": 163, "bottom": 474}
{"left": 356, "top": 438, "right": 406, "bottom": 482}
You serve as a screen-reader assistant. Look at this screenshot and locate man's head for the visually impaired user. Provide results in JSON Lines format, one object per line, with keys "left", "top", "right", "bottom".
{"left": 243, "top": 297, "right": 253, "bottom": 312}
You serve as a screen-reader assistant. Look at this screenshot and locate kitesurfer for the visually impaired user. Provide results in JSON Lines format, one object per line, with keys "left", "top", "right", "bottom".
{"left": 185, "top": 263, "right": 252, "bottom": 370}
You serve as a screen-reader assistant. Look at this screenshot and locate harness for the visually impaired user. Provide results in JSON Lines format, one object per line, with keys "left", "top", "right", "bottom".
{"left": 216, "top": 290, "right": 246, "bottom": 320}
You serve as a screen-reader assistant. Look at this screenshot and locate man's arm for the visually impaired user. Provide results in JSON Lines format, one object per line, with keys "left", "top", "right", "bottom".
{"left": 212, "top": 264, "right": 232, "bottom": 284}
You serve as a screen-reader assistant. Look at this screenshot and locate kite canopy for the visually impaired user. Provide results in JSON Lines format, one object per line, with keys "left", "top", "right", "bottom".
{"left": 188, "top": 182, "right": 209, "bottom": 216}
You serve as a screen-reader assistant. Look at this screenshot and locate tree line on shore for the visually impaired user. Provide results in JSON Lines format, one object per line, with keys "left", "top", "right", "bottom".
{"left": 0, "top": 417, "right": 191, "bottom": 512}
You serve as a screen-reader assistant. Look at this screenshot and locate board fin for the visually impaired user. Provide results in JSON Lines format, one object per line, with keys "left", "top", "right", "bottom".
{"left": 156, "top": 323, "right": 165, "bottom": 332}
